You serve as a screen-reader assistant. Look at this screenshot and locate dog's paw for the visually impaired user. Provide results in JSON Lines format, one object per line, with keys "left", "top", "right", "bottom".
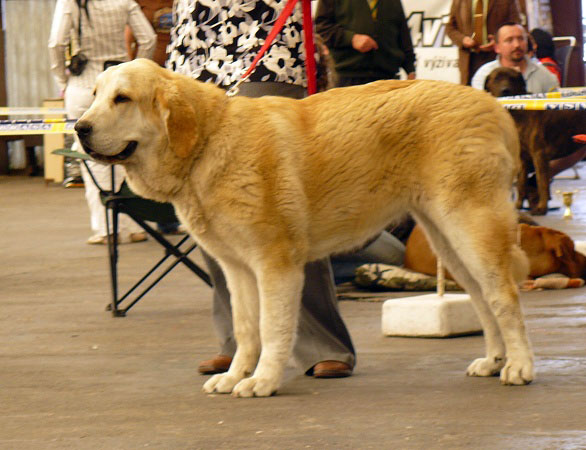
{"left": 500, "top": 358, "right": 534, "bottom": 385}
{"left": 466, "top": 357, "right": 506, "bottom": 377}
{"left": 202, "top": 373, "right": 242, "bottom": 394}
{"left": 231, "top": 377, "right": 278, "bottom": 398}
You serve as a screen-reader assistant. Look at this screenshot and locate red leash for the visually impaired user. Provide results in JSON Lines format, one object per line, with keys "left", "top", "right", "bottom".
{"left": 227, "top": 0, "right": 317, "bottom": 96}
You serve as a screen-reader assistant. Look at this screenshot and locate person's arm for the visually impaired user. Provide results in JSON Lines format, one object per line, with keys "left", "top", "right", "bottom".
{"left": 315, "top": 0, "right": 355, "bottom": 50}
{"left": 127, "top": 1, "right": 156, "bottom": 59}
{"left": 445, "top": 0, "right": 466, "bottom": 48}
{"left": 47, "top": 0, "right": 72, "bottom": 93}
{"left": 125, "top": 25, "right": 138, "bottom": 60}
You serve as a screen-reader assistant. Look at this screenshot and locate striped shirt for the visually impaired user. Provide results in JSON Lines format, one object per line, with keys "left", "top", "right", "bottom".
{"left": 48, "top": 0, "right": 156, "bottom": 91}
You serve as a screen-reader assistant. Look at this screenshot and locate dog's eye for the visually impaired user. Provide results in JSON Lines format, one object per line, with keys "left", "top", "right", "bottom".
{"left": 114, "top": 94, "right": 131, "bottom": 104}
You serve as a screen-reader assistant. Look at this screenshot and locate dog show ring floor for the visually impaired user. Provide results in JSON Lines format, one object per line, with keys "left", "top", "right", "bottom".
{"left": 2, "top": 167, "right": 586, "bottom": 449}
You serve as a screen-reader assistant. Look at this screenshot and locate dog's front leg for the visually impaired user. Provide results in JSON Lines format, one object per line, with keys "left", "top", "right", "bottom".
{"left": 203, "top": 262, "right": 261, "bottom": 395}
{"left": 231, "top": 266, "right": 305, "bottom": 397}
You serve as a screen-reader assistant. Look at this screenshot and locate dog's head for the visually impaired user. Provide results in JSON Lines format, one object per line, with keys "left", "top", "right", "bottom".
{"left": 484, "top": 67, "right": 527, "bottom": 97}
{"left": 520, "top": 223, "right": 586, "bottom": 278}
{"left": 74, "top": 59, "right": 227, "bottom": 200}
{"left": 75, "top": 58, "right": 224, "bottom": 166}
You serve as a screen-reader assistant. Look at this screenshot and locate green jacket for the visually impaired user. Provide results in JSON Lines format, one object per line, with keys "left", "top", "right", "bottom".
{"left": 316, "top": 0, "right": 416, "bottom": 79}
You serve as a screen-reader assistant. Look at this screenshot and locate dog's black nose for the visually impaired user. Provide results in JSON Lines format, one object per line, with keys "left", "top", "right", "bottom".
{"left": 75, "top": 121, "right": 93, "bottom": 139}
{"left": 500, "top": 89, "right": 512, "bottom": 97}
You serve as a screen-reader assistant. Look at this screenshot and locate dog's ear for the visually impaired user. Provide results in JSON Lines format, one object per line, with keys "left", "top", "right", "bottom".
{"left": 546, "top": 231, "right": 575, "bottom": 260}
{"left": 156, "top": 81, "right": 199, "bottom": 158}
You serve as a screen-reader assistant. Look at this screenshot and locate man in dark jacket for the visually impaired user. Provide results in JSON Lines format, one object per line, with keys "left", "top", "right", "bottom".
{"left": 315, "top": 0, "right": 416, "bottom": 87}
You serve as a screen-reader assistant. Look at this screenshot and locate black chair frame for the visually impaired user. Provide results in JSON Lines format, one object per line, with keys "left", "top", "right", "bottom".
{"left": 54, "top": 149, "right": 211, "bottom": 316}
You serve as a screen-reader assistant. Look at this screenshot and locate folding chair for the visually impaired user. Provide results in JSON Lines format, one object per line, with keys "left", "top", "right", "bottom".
{"left": 552, "top": 36, "right": 576, "bottom": 88}
{"left": 53, "top": 149, "right": 212, "bottom": 316}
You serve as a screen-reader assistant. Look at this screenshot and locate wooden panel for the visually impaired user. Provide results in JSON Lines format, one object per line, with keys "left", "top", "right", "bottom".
{"left": 43, "top": 98, "right": 65, "bottom": 184}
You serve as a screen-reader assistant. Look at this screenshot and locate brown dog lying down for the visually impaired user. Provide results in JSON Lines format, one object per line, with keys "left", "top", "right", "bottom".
{"left": 484, "top": 67, "right": 586, "bottom": 215}
{"left": 405, "top": 223, "right": 586, "bottom": 280}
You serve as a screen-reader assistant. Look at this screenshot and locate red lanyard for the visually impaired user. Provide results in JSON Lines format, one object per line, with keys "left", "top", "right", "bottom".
{"left": 229, "top": 0, "right": 317, "bottom": 96}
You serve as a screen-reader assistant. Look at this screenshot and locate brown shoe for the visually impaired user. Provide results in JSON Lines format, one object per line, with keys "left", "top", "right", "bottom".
{"left": 198, "top": 355, "right": 232, "bottom": 375}
{"left": 312, "top": 360, "right": 353, "bottom": 378}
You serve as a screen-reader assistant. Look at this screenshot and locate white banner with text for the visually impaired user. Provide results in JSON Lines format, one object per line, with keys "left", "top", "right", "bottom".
{"left": 403, "top": 0, "right": 460, "bottom": 83}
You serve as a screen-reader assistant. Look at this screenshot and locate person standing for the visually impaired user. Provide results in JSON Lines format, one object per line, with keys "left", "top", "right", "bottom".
{"left": 48, "top": 0, "right": 157, "bottom": 244}
{"left": 167, "top": 0, "right": 357, "bottom": 378}
{"left": 315, "top": 0, "right": 416, "bottom": 87}
{"left": 446, "top": 0, "right": 521, "bottom": 85}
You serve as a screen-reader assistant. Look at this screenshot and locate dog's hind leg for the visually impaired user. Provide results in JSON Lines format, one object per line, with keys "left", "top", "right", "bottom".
{"left": 413, "top": 212, "right": 507, "bottom": 377}
{"left": 231, "top": 263, "right": 305, "bottom": 397}
{"left": 203, "top": 260, "right": 261, "bottom": 395}
{"left": 414, "top": 207, "right": 533, "bottom": 385}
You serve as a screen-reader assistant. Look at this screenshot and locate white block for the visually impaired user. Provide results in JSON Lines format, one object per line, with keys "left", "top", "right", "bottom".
{"left": 381, "top": 293, "right": 482, "bottom": 338}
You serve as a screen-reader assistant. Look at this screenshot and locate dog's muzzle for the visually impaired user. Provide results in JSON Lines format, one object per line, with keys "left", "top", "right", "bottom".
{"left": 74, "top": 120, "right": 138, "bottom": 163}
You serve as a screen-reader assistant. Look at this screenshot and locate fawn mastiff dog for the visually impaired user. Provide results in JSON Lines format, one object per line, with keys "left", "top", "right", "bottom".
{"left": 75, "top": 59, "right": 533, "bottom": 397}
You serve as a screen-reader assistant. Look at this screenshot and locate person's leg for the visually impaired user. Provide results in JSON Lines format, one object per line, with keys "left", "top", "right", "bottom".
{"left": 80, "top": 160, "right": 110, "bottom": 237}
{"left": 66, "top": 85, "right": 107, "bottom": 241}
{"left": 201, "top": 250, "right": 237, "bottom": 357}
{"left": 197, "top": 250, "right": 236, "bottom": 374}
{"left": 293, "top": 259, "right": 355, "bottom": 374}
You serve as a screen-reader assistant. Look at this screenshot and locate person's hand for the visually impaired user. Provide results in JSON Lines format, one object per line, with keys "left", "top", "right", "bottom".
{"left": 407, "top": 72, "right": 416, "bottom": 80}
{"left": 478, "top": 35, "right": 495, "bottom": 52}
{"left": 351, "top": 34, "right": 378, "bottom": 53}
{"left": 462, "top": 36, "right": 476, "bottom": 48}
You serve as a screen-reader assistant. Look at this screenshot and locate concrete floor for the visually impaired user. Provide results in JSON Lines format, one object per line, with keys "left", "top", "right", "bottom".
{"left": 2, "top": 172, "right": 586, "bottom": 449}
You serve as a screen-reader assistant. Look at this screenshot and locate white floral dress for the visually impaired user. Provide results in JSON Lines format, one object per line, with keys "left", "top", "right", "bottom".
{"left": 167, "top": 0, "right": 308, "bottom": 87}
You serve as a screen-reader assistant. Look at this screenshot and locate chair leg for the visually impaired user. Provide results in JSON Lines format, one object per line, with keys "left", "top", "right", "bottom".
{"left": 105, "top": 199, "right": 125, "bottom": 317}
{"left": 128, "top": 215, "right": 212, "bottom": 287}
{"left": 105, "top": 212, "right": 212, "bottom": 314}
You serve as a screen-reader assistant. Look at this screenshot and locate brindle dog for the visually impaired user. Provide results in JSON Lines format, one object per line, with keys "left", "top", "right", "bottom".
{"left": 485, "top": 67, "right": 586, "bottom": 215}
